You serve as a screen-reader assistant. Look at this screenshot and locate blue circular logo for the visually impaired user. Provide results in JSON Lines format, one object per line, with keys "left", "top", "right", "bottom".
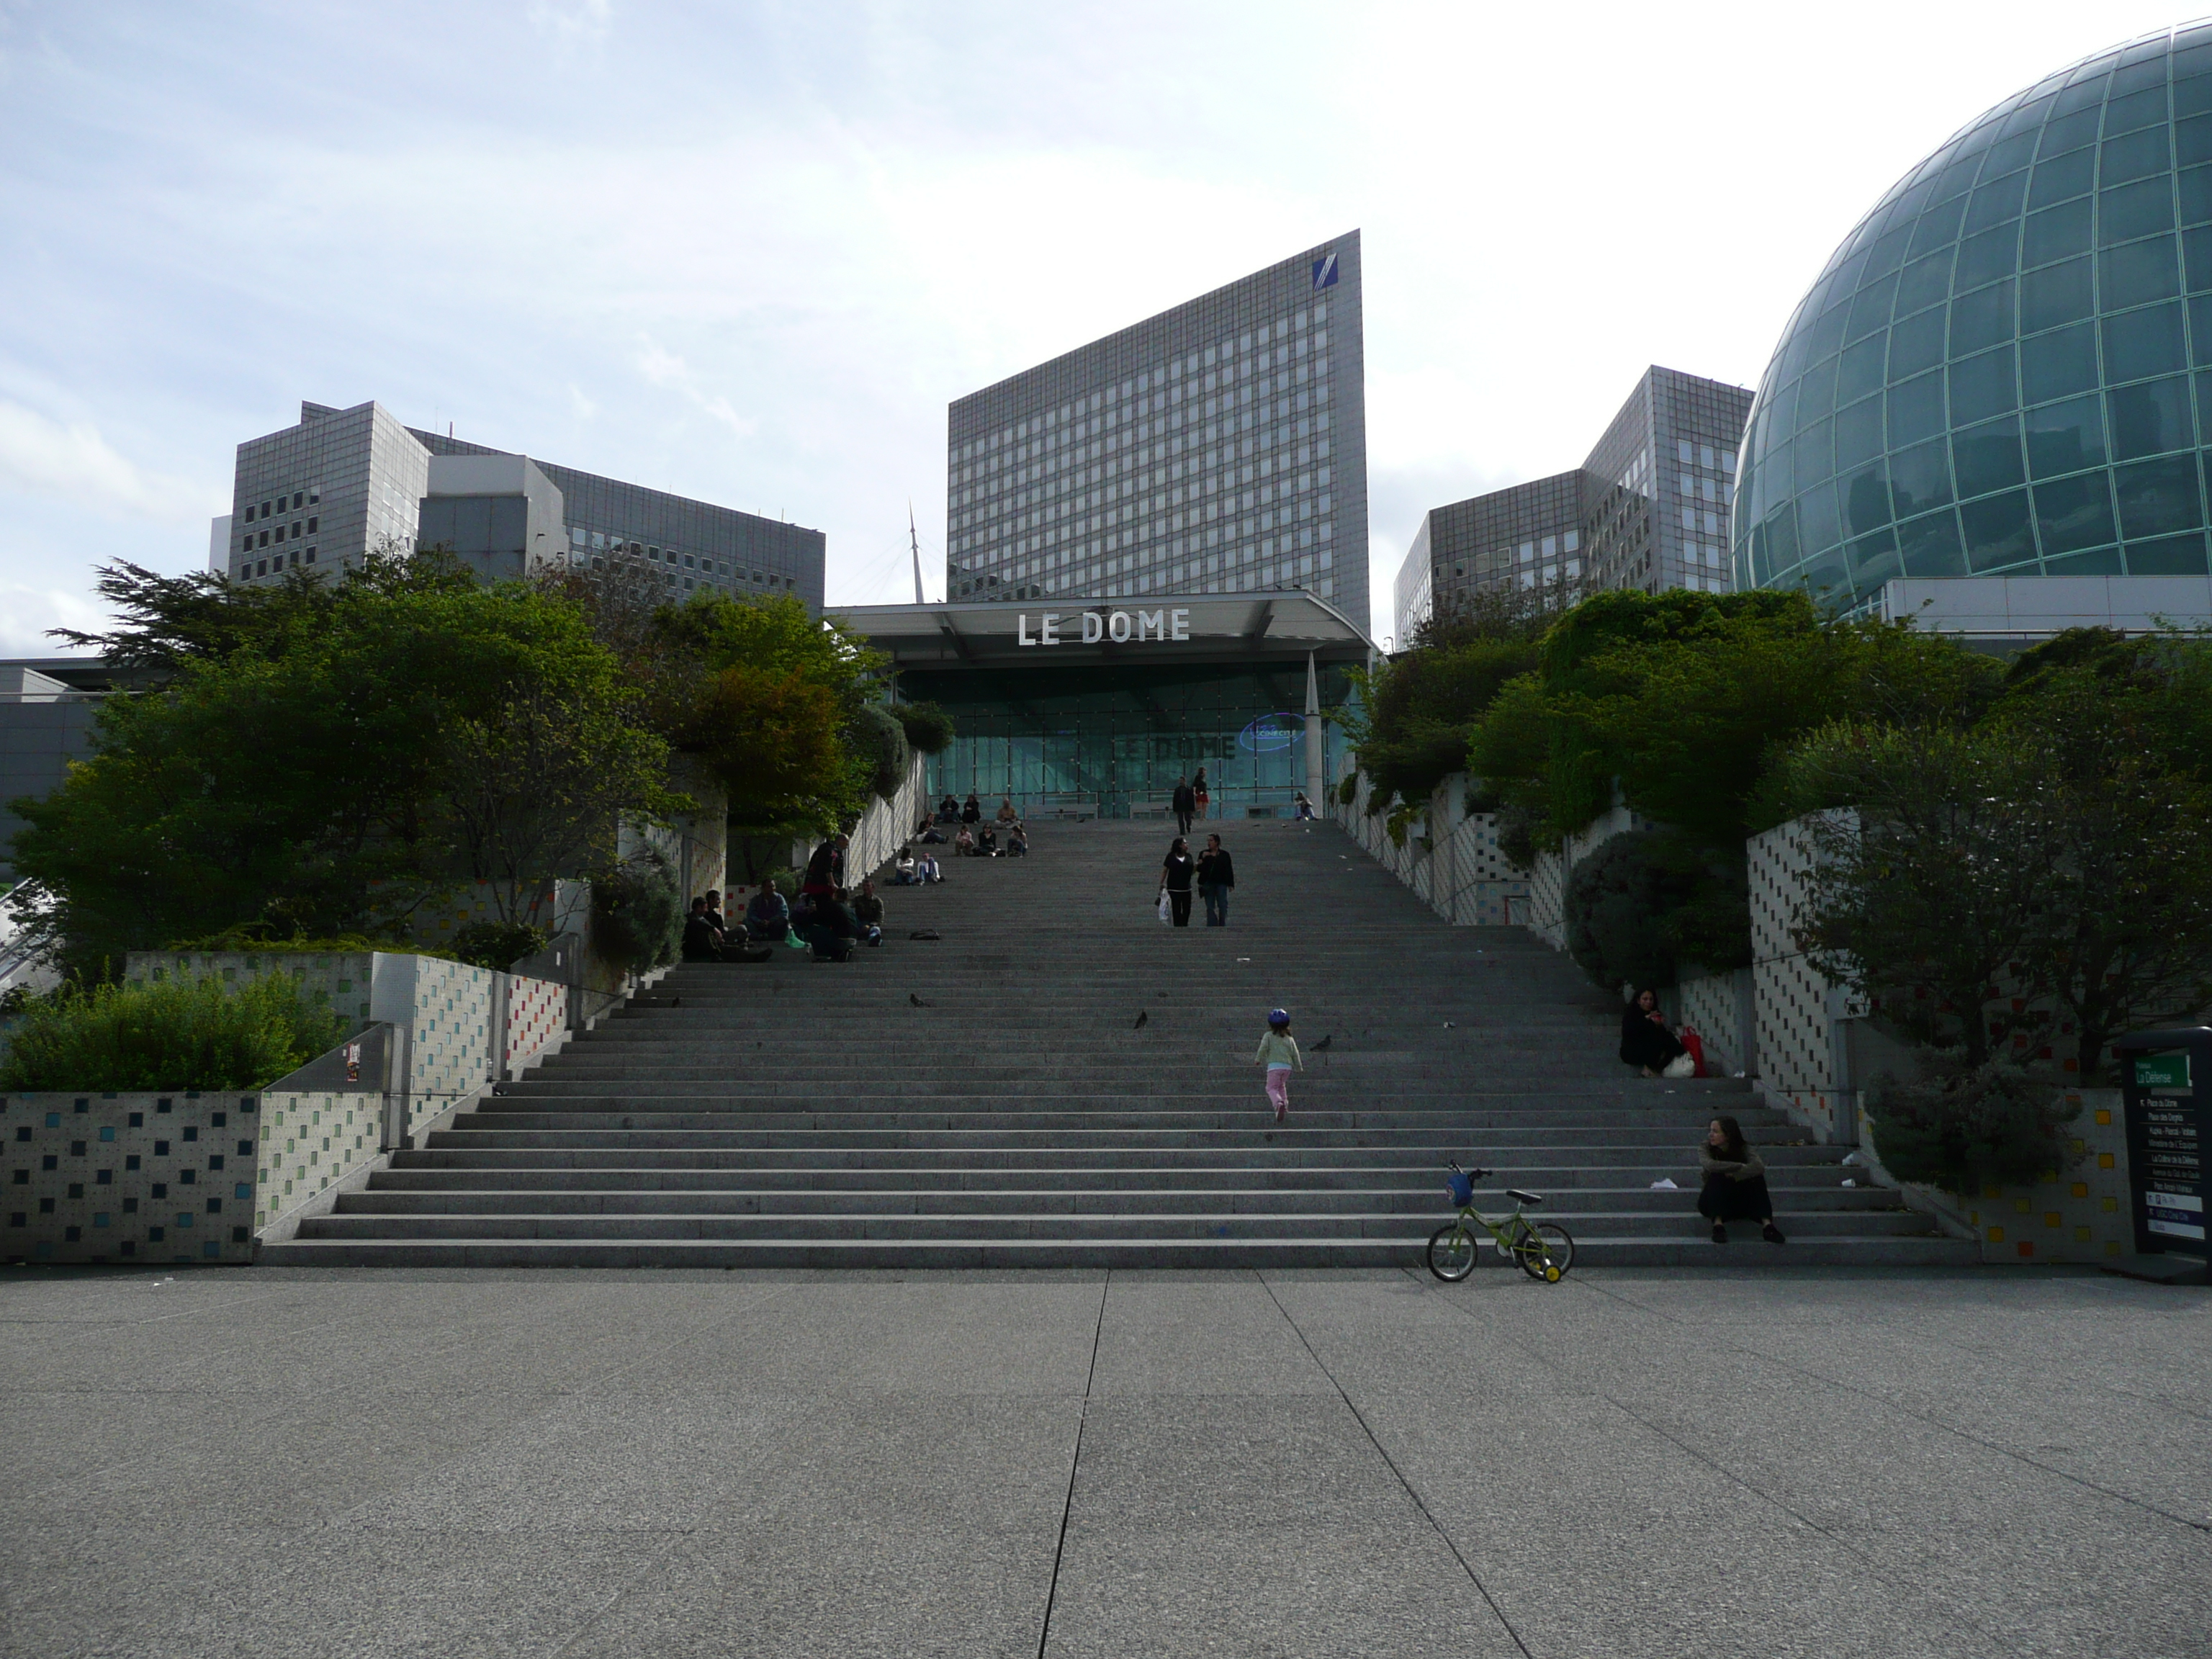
{"left": 1238, "top": 714, "right": 1302, "bottom": 753}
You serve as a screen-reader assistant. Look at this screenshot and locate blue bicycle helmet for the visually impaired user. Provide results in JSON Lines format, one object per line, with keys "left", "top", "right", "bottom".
{"left": 1267, "top": 1008, "right": 1290, "bottom": 1028}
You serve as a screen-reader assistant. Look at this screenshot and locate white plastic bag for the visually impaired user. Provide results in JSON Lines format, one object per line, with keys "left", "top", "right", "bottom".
{"left": 1663, "top": 1053, "right": 1696, "bottom": 1079}
{"left": 1156, "top": 891, "right": 1172, "bottom": 923}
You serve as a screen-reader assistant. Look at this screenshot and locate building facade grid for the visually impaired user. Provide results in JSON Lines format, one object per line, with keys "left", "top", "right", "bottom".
{"left": 945, "top": 232, "right": 1370, "bottom": 637}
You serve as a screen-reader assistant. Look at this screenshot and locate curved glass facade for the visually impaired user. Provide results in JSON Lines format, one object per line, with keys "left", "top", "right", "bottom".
{"left": 1737, "top": 22, "right": 2212, "bottom": 601}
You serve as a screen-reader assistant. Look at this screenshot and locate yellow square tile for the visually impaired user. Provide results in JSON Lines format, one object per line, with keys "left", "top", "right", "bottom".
{"left": 2071, "top": 1182, "right": 2089, "bottom": 1198}
{"left": 2015, "top": 1197, "right": 2032, "bottom": 1213}
{"left": 2106, "top": 1240, "right": 2123, "bottom": 1256}
{"left": 2074, "top": 1226, "right": 2091, "bottom": 1242}
{"left": 2095, "top": 1108, "right": 2112, "bottom": 1125}
{"left": 1988, "top": 1226, "right": 2005, "bottom": 1243}
{"left": 2099, "top": 1154, "right": 2116, "bottom": 1169}
{"left": 2044, "top": 1211, "right": 2062, "bottom": 1228}
{"left": 2102, "top": 1196, "right": 2118, "bottom": 1213}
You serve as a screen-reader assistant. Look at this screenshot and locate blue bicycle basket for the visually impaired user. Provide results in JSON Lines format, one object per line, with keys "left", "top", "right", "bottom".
{"left": 1445, "top": 1169, "right": 1474, "bottom": 1208}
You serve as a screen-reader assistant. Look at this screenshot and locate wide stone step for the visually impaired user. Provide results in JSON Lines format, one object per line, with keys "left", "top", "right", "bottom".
{"left": 256, "top": 1235, "right": 1981, "bottom": 1269}
{"left": 295, "top": 1207, "right": 1938, "bottom": 1243}
{"left": 336, "top": 1185, "right": 1909, "bottom": 1216}
{"left": 454, "top": 1107, "right": 1787, "bottom": 1133}
{"left": 397, "top": 1143, "right": 1850, "bottom": 1170}
{"left": 373, "top": 1162, "right": 1863, "bottom": 1191}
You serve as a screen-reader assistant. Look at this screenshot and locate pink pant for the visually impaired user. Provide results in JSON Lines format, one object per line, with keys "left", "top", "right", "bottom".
{"left": 1265, "top": 1066, "right": 1291, "bottom": 1112}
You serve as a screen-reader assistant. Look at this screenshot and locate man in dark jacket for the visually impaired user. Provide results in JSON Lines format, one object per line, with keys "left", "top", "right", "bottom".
{"left": 1197, "top": 834, "right": 1235, "bottom": 927}
{"left": 1172, "top": 775, "right": 1197, "bottom": 836}
{"left": 802, "top": 833, "right": 848, "bottom": 899}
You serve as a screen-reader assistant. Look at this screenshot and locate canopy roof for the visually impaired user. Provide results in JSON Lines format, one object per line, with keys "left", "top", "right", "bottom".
{"left": 830, "top": 590, "right": 1373, "bottom": 670}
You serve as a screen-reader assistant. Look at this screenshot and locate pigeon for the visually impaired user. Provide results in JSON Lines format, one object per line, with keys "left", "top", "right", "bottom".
{"left": 910, "top": 992, "right": 932, "bottom": 1007}
{"left": 1311, "top": 1034, "right": 1334, "bottom": 1052}
{"left": 1443, "top": 1021, "right": 1455, "bottom": 1029}
{"left": 1133, "top": 1010, "right": 1148, "bottom": 1030}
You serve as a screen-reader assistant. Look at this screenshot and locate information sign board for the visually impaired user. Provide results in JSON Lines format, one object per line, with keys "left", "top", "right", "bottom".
{"left": 2115, "top": 1028, "right": 2212, "bottom": 1259}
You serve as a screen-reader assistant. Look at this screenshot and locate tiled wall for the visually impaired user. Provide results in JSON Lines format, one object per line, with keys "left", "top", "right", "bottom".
{"left": 1748, "top": 814, "right": 1862, "bottom": 1142}
{"left": 505, "top": 973, "right": 567, "bottom": 1073}
{"left": 2, "top": 1091, "right": 264, "bottom": 1264}
{"left": 1674, "top": 968, "right": 1755, "bottom": 1079}
{"left": 257, "top": 1088, "right": 382, "bottom": 1233}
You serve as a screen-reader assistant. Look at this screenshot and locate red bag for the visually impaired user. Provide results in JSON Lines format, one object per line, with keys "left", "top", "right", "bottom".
{"left": 1680, "top": 1026, "right": 1709, "bottom": 1079}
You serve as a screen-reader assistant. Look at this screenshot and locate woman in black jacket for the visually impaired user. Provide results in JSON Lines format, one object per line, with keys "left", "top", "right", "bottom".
{"left": 1159, "top": 837, "right": 1197, "bottom": 927}
{"left": 1619, "top": 988, "right": 1687, "bottom": 1076}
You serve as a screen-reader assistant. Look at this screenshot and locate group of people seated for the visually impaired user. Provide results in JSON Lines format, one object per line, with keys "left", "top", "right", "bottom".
{"left": 891, "top": 845, "right": 943, "bottom": 885}
{"left": 916, "top": 793, "right": 1028, "bottom": 859}
{"left": 683, "top": 871, "right": 886, "bottom": 964}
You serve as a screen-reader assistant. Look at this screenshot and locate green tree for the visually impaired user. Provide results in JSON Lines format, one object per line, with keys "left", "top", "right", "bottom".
{"left": 9, "top": 558, "right": 674, "bottom": 973}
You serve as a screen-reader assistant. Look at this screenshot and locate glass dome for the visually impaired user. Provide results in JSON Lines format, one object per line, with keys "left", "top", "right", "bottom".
{"left": 1736, "top": 22, "right": 2212, "bottom": 602}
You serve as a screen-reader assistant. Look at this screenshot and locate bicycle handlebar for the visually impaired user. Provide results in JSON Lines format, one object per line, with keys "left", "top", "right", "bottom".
{"left": 1444, "top": 1161, "right": 1494, "bottom": 1182}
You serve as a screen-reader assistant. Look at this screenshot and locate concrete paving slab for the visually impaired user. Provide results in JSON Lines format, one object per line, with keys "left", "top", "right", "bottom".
{"left": 2, "top": 1264, "right": 2201, "bottom": 1658}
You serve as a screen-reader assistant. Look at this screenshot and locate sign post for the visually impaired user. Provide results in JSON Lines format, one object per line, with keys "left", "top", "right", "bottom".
{"left": 2111, "top": 1028, "right": 2212, "bottom": 1262}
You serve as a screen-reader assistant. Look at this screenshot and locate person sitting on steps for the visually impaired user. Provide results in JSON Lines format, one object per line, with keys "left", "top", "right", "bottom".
{"left": 1619, "top": 988, "right": 1688, "bottom": 1077}
{"left": 996, "top": 796, "right": 1018, "bottom": 824}
{"left": 1007, "top": 822, "right": 1028, "bottom": 858}
{"left": 851, "top": 879, "right": 885, "bottom": 945}
{"left": 1699, "top": 1115, "right": 1785, "bottom": 1245}
{"left": 891, "top": 846, "right": 921, "bottom": 885}
{"left": 954, "top": 824, "right": 976, "bottom": 858}
{"left": 745, "top": 883, "right": 791, "bottom": 943}
{"left": 961, "top": 792, "right": 982, "bottom": 825}
{"left": 915, "top": 814, "right": 947, "bottom": 845}
{"left": 978, "top": 824, "right": 999, "bottom": 857}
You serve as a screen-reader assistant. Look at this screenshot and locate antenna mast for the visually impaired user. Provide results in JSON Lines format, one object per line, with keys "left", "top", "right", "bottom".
{"left": 909, "top": 503, "right": 926, "bottom": 604}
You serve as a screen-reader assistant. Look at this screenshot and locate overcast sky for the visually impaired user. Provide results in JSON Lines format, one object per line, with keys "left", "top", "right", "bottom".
{"left": 0, "top": 0, "right": 2195, "bottom": 651}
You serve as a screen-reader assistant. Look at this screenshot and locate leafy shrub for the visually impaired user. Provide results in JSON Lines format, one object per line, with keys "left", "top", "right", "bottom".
{"left": 590, "top": 855, "right": 683, "bottom": 974}
{"left": 891, "top": 701, "right": 956, "bottom": 756}
{"left": 163, "top": 927, "right": 457, "bottom": 961}
{"left": 0, "top": 971, "right": 348, "bottom": 1092}
{"left": 1866, "top": 1052, "right": 2081, "bottom": 1194}
{"left": 447, "top": 921, "right": 550, "bottom": 971}
{"left": 1335, "top": 774, "right": 1359, "bottom": 806}
{"left": 1562, "top": 830, "right": 1750, "bottom": 990}
{"left": 850, "top": 704, "right": 912, "bottom": 799}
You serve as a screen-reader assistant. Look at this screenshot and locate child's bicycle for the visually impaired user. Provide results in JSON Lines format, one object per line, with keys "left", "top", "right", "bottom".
{"left": 1427, "top": 1162, "right": 1575, "bottom": 1283}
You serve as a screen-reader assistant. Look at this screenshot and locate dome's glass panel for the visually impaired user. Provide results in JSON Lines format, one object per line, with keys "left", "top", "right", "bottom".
{"left": 1737, "top": 22, "right": 2212, "bottom": 600}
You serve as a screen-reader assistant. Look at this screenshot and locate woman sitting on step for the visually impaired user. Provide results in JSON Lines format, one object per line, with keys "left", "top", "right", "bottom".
{"left": 1619, "top": 988, "right": 1688, "bottom": 1077}
{"left": 1699, "top": 1115, "right": 1785, "bottom": 1245}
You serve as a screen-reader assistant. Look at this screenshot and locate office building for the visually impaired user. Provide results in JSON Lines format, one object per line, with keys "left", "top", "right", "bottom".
{"left": 1395, "top": 367, "right": 1752, "bottom": 641}
{"left": 1395, "top": 470, "right": 1586, "bottom": 643}
{"left": 945, "top": 233, "right": 1370, "bottom": 637}
{"left": 218, "top": 401, "right": 824, "bottom": 608}
{"left": 1737, "top": 23, "right": 2212, "bottom": 603}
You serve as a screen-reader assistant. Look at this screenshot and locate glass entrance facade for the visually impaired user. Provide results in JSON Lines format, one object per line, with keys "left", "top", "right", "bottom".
{"left": 906, "top": 661, "right": 1353, "bottom": 816}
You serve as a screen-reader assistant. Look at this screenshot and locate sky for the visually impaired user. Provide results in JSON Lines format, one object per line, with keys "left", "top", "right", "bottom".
{"left": 0, "top": 0, "right": 2199, "bottom": 652}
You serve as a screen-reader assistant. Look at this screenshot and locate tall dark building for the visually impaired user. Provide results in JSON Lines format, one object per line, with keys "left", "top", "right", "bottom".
{"left": 945, "top": 233, "right": 1371, "bottom": 637}
{"left": 1395, "top": 366, "right": 1751, "bottom": 639}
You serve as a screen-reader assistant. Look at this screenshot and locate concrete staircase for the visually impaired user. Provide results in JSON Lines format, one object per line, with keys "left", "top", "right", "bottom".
{"left": 261, "top": 816, "right": 1975, "bottom": 1267}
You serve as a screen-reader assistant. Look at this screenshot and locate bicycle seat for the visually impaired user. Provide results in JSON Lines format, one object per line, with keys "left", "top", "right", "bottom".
{"left": 1507, "top": 1189, "right": 1543, "bottom": 1207}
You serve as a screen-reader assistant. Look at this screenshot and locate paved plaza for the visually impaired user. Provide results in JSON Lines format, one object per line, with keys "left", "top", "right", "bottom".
{"left": 4, "top": 1264, "right": 2208, "bottom": 1657}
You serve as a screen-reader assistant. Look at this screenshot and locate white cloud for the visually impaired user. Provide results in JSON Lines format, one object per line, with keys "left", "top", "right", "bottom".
{"left": 632, "top": 335, "right": 758, "bottom": 441}
{"left": 528, "top": 0, "right": 611, "bottom": 53}
{"left": 0, "top": 581, "right": 108, "bottom": 657}
{"left": 0, "top": 400, "right": 216, "bottom": 526}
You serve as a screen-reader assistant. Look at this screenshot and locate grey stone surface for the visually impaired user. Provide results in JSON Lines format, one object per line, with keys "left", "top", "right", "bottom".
{"left": 4, "top": 1264, "right": 2208, "bottom": 1658}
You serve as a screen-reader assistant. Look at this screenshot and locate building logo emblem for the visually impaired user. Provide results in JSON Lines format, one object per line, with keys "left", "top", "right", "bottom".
{"left": 1238, "top": 714, "right": 1303, "bottom": 753}
{"left": 1311, "top": 252, "right": 1339, "bottom": 291}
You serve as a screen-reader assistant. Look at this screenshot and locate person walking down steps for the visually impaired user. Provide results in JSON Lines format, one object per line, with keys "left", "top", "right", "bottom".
{"left": 1255, "top": 1007, "right": 1303, "bottom": 1123}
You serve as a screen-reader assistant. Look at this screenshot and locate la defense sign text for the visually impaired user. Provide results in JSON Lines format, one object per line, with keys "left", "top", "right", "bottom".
{"left": 1016, "top": 608, "right": 1192, "bottom": 646}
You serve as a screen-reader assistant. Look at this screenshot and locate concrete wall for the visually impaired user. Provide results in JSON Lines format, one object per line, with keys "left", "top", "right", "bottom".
{"left": 845, "top": 751, "right": 929, "bottom": 886}
{"left": 4, "top": 950, "right": 583, "bottom": 1263}
{"left": 1325, "top": 757, "right": 1529, "bottom": 927}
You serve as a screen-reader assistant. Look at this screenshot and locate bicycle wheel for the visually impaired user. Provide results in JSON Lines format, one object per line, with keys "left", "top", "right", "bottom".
{"left": 1512, "top": 1221, "right": 1575, "bottom": 1282}
{"left": 1426, "top": 1223, "right": 1478, "bottom": 1282}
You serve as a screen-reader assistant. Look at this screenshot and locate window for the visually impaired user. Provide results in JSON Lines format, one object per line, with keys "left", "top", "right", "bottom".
{"left": 307, "top": 516, "right": 317, "bottom": 533}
